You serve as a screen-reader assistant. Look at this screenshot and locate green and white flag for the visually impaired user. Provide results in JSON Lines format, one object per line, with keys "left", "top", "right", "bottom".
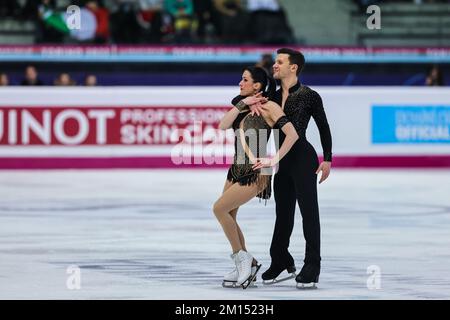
{"left": 40, "top": 6, "right": 97, "bottom": 41}
{"left": 40, "top": 8, "right": 70, "bottom": 34}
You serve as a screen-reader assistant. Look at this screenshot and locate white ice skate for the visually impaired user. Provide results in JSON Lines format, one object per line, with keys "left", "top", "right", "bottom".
{"left": 222, "top": 266, "right": 258, "bottom": 288}
{"left": 234, "top": 250, "right": 261, "bottom": 289}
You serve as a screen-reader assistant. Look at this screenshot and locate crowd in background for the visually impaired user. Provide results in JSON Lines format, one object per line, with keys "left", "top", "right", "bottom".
{"left": 0, "top": 0, "right": 294, "bottom": 45}
{"left": 0, "top": 62, "right": 446, "bottom": 87}
{"left": 0, "top": 66, "right": 98, "bottom": 86}
{"left": 0, "top": 1, "right": 447, "bottom": 87}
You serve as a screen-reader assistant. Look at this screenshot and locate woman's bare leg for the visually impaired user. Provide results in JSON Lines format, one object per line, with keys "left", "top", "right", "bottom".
{"left": 222, "top": 180, "right": 246, "bottom": 251}
{"left": 213, "top": 182, "right": 260, "bottom": 253}
{"left": 229, "top": 208, "right": 246, "bottom": 251}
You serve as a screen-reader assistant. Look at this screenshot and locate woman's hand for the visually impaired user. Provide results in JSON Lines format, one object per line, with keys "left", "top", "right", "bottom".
{"left": 252, "top": 157, "right": 275, "bottom": 170}
{"left": 249, "top": 103, "right": 265, "bottom": 116}
{"left": 242, "top": 92, "right": 268, "bottom": 110}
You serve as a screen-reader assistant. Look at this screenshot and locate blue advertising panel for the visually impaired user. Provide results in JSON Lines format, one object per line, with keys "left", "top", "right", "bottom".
{"left": 372, "top": 106, "right": 450, "bottom": 144}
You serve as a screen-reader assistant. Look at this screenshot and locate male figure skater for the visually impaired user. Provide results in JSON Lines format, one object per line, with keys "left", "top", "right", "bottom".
{"left": 255, "top": 48, "right": 332, "bottom": 289}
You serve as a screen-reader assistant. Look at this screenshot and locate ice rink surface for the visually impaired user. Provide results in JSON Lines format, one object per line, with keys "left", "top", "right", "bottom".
{"left": 0, "top": 169, "right": 449, "bottom": 300}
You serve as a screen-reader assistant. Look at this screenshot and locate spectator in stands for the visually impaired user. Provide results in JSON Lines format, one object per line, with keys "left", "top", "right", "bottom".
{"left": 164, "top": 0, "right": 195, "bottom": 43}
{"left": 110, "top": 1, "right": 141, "bottom": 43}
{"left": 256, "top": 53, "right": 275, "bottom": 76}
{"left": 0, "top": 73, "right": 9, "bottom": 86}
{"left": 213, "top": 0, "right": 247, "bottom": 43}
{"left": 137, "top": 0, "right": 164, "bottom": 43}
{"left": 425, "top": 65, "right": 445, "bottom": 86}
{"left": 54, "top": 73, "right": 76, "bottom": 86}
{"left": 21, "top": 66, "right": 44, "bottom": 86}
{"left": 246, "top": 0, "right": 293, "bottom": 44}
{"left": 0, "top": 0, "right": 21, "bottom": 17}
{"left": 192, "top": 0, "right": 220, "bottom": 43}
{"left": 86, "top": 0, "right": 111, "bottom": 44}
{"left": 84, "top": 74, "right": 98, "bottom": 86}
{"left": 21, "top": 0, "right": 40, "bottom": 20}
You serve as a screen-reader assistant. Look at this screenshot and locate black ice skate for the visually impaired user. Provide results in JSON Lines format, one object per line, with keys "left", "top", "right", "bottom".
{"left": 295, "top": 263, "right": 320, "bottom": 289}
{"left": 261, "top": 264, "right": 297, "bottom": 285}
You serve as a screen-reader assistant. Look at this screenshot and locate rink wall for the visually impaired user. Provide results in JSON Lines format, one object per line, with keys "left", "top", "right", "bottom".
{"left": 0, "top": 86, "right": 449, "bottom": 169}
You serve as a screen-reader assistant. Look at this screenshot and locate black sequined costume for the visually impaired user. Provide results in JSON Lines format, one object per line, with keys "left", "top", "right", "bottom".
{"left": 268, "top": 82, "right": 332, "bottom": 276}
{"left": 226, "top": 102, "right": 272, "bottom": 200}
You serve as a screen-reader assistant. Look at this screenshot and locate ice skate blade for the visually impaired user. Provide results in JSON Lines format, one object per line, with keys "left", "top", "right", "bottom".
{"left": 222, "top": 277, "right": 257, "bottom": 289}
{"left": 241, "top": 264, "right": 261, "bottom": 290}
{"left": 222, "top": 281, "right": 239, "bottom": 288}
{"left": 222, "top": 282, "right": 257, "bottom": 289}
{"left": 262, "top": 272, "right": 296, "bottom": 285}
{"left": 296, "top": 282, "right": 318, "bottom": 290}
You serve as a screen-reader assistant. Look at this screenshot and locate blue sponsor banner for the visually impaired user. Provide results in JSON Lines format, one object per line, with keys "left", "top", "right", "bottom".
{"left": 372, "top": 106, "right": 450, "bottom": 144}
{"left": 1, "top": 46, "right": 450, "bottom": 63}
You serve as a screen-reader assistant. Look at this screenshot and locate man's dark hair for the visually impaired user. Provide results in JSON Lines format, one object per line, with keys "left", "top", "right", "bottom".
{"left": 277, "top": 48, "right": 305, "bottom": 75}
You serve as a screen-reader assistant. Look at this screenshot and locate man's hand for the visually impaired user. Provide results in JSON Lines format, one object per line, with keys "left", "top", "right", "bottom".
{"left": 316, "top": 161, "right": 331, "bottom": 184}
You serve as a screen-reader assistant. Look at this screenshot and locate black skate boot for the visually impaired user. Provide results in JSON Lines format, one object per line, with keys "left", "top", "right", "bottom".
{"left": 261, "top": 264, "right": 297, "bottom": 285}
{"left": 295, "top": 263, "right": 320, "bottom": 289}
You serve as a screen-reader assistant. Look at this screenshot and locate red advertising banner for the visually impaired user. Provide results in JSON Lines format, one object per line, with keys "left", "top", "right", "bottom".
{"left": 0, "top": 106, "right": 229, "bottom": 146}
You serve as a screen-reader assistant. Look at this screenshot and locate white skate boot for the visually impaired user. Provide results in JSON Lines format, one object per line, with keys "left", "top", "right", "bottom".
{"left": 234, "top": 250, "right": 261, "bottom": 289}
{"left": 222, "top": 253, "right": 240, "bottom": 288}
{"left": 222, "top": 266, "right": 258, "bottom": 288}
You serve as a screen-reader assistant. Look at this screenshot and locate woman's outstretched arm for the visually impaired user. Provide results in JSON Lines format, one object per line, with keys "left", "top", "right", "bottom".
{"left": 218, "top": 107, "right": 240, "bottom": 130}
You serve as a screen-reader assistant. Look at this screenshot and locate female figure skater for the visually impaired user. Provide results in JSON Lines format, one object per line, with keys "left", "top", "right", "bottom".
{"left": 213, "top": 66, "right": 299, "bottom": 289}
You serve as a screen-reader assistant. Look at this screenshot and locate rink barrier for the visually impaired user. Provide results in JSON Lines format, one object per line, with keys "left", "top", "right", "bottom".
{"left": 0, "top": 87, "right": 449, "bottom": 169}
{"left": 1, "top": 45, "right": 450, "bottom": 63}
{"left": 1, "top": 155, "right": 450, "bottom": 169}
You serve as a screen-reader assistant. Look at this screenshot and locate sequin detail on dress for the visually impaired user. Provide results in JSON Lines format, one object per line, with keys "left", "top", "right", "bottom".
{"left": 226, "top": 109, "right": 272, "bottom": 201}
